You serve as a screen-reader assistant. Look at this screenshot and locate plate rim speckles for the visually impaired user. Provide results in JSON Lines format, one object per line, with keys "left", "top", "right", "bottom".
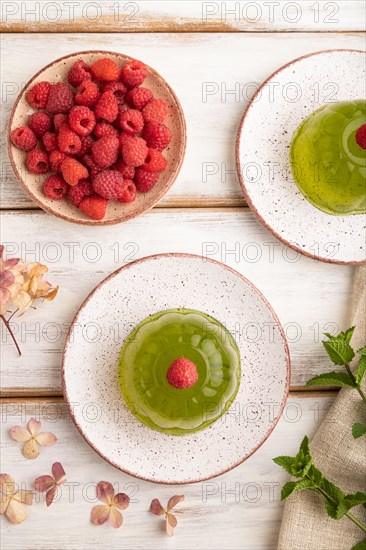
{"left": 62, "top": 253, "right": 290, "bottom": 484}
{"left": 8, "top": 49, "right": 186, "bottom": 226}
{"left": 236, "top": 49, "right": 366, "bottom": 265}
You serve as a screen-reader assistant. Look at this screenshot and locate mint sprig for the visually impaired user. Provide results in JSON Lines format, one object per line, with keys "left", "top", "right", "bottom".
{"left": 273, "top": 436, "right": 366, "bottom": 534}
{"left": 306, "top": 328, "right": 366, "bottom": 429}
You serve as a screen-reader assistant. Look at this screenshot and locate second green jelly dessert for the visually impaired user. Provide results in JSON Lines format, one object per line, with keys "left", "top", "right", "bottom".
{"left": 290, "top": 99, "right": 366, "bottom": 215}
{"left": 118, "top": 308, "right": 241, "bottom": 435}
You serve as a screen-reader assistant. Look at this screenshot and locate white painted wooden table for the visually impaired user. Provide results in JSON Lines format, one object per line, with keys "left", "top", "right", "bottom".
{"left": 0, "top": 2, "right": 364, "bottom": 548}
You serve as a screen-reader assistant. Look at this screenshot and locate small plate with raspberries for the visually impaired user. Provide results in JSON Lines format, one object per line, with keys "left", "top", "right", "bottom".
{"left": 8, "top": 50, "right": 186, "bottom": 224}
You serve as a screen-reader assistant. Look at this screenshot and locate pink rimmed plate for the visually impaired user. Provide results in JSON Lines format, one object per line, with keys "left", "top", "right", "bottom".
{"left": 62, "top": 253, "right": 290, "bottom": 484}
{"left": 236, "top": 49, "right": 366, "bottom": 265}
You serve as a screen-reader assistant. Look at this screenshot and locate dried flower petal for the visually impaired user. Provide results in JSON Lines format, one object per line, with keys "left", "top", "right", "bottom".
{"left": 113, "top": 493, "right": 130, "bottom": 510}
{"left": 51, "top": 462, "right": 65, "bottom": 482}
{"left": 166, "top": 512, "right": 177, "bottom": 536}
{"left": 91, "top": 481, "right": 130, "bottom": 528}
{"left": 150, "top": 498, "right": 165, "bottom": 516}
{"left": 150, "top": 495, "right": 184, "bottom": 536}
{"left": 5, "top": 497, "right": 28, "bottom": 524}
{"left": 109, "top": 507, "right": 123, "bottom": 529}
{"left": 167, "top": 495, "right": 184, "bottom": 511}
{"left": 0, "top": 474, "right": 33, "bottom": 524}
{"left": 45, "top": 486, "right": 57, "bottom": 507}
{"left": 9, "top": 426, "right": 30, "bottom": 442}
{"left": 96, "top": 481, "right": 114, "bottom": 504}
{"left": 91, "top": 504, "right": 110, "bottom": 525}
{"left": 22, "top": 438, "right": 39, "bottom": 459}
{"left": 28, "top": 418, "right": 41, "bottom": 437}
{"left": 34, "top": 475, "right": 54, "bottom": 493}
{"left": 13, "top": 490, "right": 34, "bottom": 506}
{"left": 36, "top": 432, "right": 57, "bottom": 447}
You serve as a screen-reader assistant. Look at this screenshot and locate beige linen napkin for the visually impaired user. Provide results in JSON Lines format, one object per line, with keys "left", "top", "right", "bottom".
{"left": 278, "top": 265, "right": 366, "bottom": 550}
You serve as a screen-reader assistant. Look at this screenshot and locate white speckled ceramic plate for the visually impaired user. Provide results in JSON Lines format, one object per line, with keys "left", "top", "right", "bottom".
{"left": 8, "top": 50, "right": 186, "bottom": 225}
{"left": 236, "top": 49, "right": 366, "bottom": 265}
{"left": 62, "top": 253, "right": 290, "bottom": 484}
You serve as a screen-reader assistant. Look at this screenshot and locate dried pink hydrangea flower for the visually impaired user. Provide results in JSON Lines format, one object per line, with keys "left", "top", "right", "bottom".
{"left": 9, "top": 418, "right": 57, "bottom": 459}
{"left": 34, "top": 462, "right": 66, "bottom": 506}
{"left": 90, "top": 481, "right": 130, "bottom": 529}
{"left": 150, "top": 495, "right": 184, "bottom": 536}
{"left": 0, "top": 474, "right": 33, "bottom": 524}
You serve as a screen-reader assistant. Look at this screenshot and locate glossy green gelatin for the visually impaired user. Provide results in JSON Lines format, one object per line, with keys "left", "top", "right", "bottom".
{"left": 290, "top": 100, "right": 366, "bottom": 215}
{"left": 118, "top": 309, "right": 241, "bottom": 435}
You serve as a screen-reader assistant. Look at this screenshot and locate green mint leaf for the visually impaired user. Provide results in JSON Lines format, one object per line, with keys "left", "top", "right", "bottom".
{"left": 322, "top": 327, "right": 355, "bottom": 365}
{"left": 307, "top": 464, "right": 323, "bottom": 486}
{"left": 292, "top": 436, "right": 312, "bottom": 476}
{"left": 306, "top": 371, "right": 356, "bottom": 388}
{"left": 343, "top": 492, "right": 366, "bottom": 510}
{"left": 352, "top": 422, "right": 366, "bottom": 439}
{"left": 280, "top": 479, "right": 316, "bottom": 500}
{"left": 319, "top": 476, "right": 345, "bottom": 501}
{"left": 351, "top": 541, "right": 366, "bottom": 550}
{"left": 272, "top": 456, "right": 296, "bottom": 475}
{"left": 355, "top": 355, "right": 366, "bottom": 386}
{"left": 358, "top": 347, "right": 366, "bottom": 356}
{"left": 323, "top": 498, "right": 340, "bottom": 519}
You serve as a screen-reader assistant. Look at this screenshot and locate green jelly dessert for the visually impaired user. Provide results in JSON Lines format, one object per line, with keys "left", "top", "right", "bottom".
{"left": 118, "top": 308, "right": 241, "bottom": 435}
{"left": 290, "top": 99, "right": 366, "bottom": 215}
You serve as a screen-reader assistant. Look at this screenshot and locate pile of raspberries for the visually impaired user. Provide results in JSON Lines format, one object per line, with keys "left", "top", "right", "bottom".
{"left": 10, "top": 57, "right": 172, "bottom": 220}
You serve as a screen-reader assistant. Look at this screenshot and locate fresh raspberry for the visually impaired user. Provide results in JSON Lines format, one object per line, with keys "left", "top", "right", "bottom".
{"left": 68, "top": 60, "right": 92, "bottom": 88}
{"left": 121, "top": 60, "right": 147, "bottom": 88}
{"left": 53, "top": 113, "right": 68, "bottom": 133}
{"left": 10, "top": 126, "right": 37, "bottom": 151}
{"left": 142, "top": 99, "right": 168, "bottom": 124}
{"left": 43, "top": 174, "right": 69, "bottom": 200}
{"left": 142, "top": 148, "right": 167, "bottom": 173}
{"left": 28, "top": 111, "right": 52, "bottom": 137}
{"left": 116, "top": 103, "right": 129, "bottom": 120}
{"left": 126, "top": 87, "right": 153, "bottom": 110}
{"left": 142, "top": 121, "right": 172, "bottom": 151}
{"left": 119, "top": 132, "right": 132, "bottom": 148}
{"left": 92, "top": 169, "right": 126, "bottom": 200}
{"left": 92, "top": 136, "right": 119, "bottom": 168}
{"left": 82, "top": 154, "right": 103, "bottom": 178}
{"left": 42, "top": 132, "right": 58, "bottom": 152}
{"left": 76, "top": 134, "right": 94, "bottom": 157}
{"left": 166, "top": 358, "right": 198, "bottom": 389}
{"left": 119, "top": 109, "right": 144, "bottom": 135}
{"left": 79, "top": 195, "right": 108, "bottom": 220}
{"left": 94, "top": 91, "right": 118, "bottom": 123}
{"left": 134, "top": 168, "right": 159, "bottom": 192}
{"left": 93, "top": 122, "right": 119, "bottom": 139}
{"left": 121, "top": 136, "right": 148, "bottom": 167}
{"left": 49, "top": 149, "right": 68, "bottom": 173}
{"left": 75, "top": 80, "right": 100, "bottom": 108}
{"left": 355, "top": 124, "right": 366, "bottom": 149}
{"left": 114, "top": 159, "right": 135, "bottom": 180}
{"left": 69, "top": 106, "right": 96, "bottom": 136}
{"left": 102, "top": 82, "right": 126, "bottom": 104}
{"left": 26, "top": 81, "right": 51, "bottom": 109}
{"left": 60, "top": 157, "right": 89, "bottom": 186}
{"left": 26, "top": 149, "right": 49, "bottom": 174}
{"left": 68, "top": 179, "right": 93, "bottom": 206}
{"left": 46, "top": 82, "right": 74, "bottom": 114}
{"left": 119, "top": 180, "right": 136, "bottom": 203}
{"left": 58, "top": 124, "right": 82, "bottom": 155}
{"left": 91, "top": 58, "right": 120, "bottom": 82}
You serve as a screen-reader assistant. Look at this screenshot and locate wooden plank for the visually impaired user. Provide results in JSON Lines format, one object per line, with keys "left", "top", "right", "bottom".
{"left": 1, "top": 1, "right": 364, "bottom": 33}
{"left": 0, "top": 208, "right": 354, "bottom": 396}
{"left": 1, "top": 32, "right": 365, "bottom": 210}
{"left": 0, "top": 393, "right": 336, "bottom": 549}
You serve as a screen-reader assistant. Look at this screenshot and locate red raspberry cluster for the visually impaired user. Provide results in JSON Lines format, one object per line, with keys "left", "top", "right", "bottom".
{"left": 10, "top": 57, "right": 172, "bottom": 220}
